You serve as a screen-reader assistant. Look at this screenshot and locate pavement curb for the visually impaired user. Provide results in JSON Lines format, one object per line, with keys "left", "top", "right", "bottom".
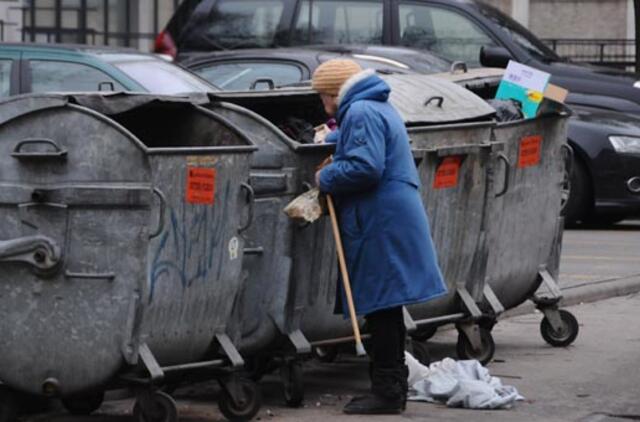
{"left": 502, "top": 274, "right": 640, "bottom": 319}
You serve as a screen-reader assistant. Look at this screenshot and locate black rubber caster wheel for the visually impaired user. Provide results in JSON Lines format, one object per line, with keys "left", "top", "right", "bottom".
{"left": 62, "top": 390, "right": 105, "bottom": 415}
{"left": 540, "top": 309, "right": 579, "bottom": 347}
{"left": 281, "top": 361, "right": 304, "bottom": 407}
{"left": 133, "top": 391, "right": 178, "bottom": 422}
{"left": 456, "top": 327, "right": 495, "bottom": 365}
{"left": 0, "top": 387, "right": 18, "bottom": 422}
{"left": 313, "top": 346, "right": 338, "bottom": 363}
{"left": 410, "top": 340, "right": 431, "bottom": 366}
{"left": 219, "top": 378, "right": 261, "bottom": 421}
{"left": 411, "top": 325, "right": 438, "bottom": 342}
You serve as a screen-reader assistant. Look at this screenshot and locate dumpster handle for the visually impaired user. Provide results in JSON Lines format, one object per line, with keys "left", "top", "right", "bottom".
{"left": 12, "top": 138, "right": 67, "bottom": 160}
{"left": 495, "top": 153, "right": 511, "bottom": 198}
{"left": 238, "top": 183, "right": 254, "bottom": 233}
{"left": 149, "top": 188, "right": 167, "bottom": 239}
{"left": 424, "top": 96, "right": 444, "bottom": 107}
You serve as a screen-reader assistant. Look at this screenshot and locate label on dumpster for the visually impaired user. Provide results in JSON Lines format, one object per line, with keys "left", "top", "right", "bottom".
{"left": 186, "top": 167, "right": 216, "bottom": 204}
{"left": 518, "top": 135, "right": 542, "bottom": 168}
{"left": 433, "top": 156, "right": 462, "bottom": 189}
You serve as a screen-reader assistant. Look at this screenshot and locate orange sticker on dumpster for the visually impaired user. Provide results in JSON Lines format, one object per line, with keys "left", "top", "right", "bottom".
{"left": 433, "top": 156, "right": 462, "bottom": 189}
{"left": 518, "top": 135, "right": 542, "bottom": 168}
{"left": 186, "top": 167, "right": 216, "bottom": 204}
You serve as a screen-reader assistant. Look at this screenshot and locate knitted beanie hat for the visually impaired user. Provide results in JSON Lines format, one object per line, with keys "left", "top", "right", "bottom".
{"left": 312, "top": 59, "right": 363, "bottom": 96}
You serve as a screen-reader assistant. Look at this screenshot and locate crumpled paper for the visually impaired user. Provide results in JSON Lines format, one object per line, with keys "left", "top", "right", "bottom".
{"left": 283, "top": 188, "right": 325, "bottom": 223}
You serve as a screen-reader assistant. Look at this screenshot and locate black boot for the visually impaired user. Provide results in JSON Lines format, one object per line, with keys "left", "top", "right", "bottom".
{"left": 343, "top": 366, "right": 405, "bottom": 415}
{"left": 343, "top": 394, "right": 403, "bottom": 415}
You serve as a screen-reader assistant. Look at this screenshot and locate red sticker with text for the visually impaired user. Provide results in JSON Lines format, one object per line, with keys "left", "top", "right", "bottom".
{"left": 186, "top": 167, "right": 216, "bottom": 204}
{"left": 518, "top": 135, "right": 542, "bottom": 168}
{"left": 433, "top": 156, "right": 462, "bottom": 189}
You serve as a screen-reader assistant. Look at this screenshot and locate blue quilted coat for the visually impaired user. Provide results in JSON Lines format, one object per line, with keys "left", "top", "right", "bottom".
{"left": 319, "top": 71, "right": 447, "bottom": 316}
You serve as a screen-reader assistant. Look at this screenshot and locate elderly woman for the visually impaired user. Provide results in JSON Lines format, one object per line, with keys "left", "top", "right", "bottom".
{"left": 313, "top": 59, "right": 447, "bottom": 415}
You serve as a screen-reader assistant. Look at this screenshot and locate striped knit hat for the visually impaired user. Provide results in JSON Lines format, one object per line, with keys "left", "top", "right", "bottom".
{"left": 312, "top": 59, "right": 363, "bottom": 96}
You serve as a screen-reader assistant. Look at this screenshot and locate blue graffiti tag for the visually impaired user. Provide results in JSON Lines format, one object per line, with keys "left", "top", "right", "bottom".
{"left": 148, "top": 181, "right": 230, "bottom": 304}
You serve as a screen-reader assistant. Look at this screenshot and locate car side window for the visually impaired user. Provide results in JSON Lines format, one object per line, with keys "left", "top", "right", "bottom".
{"left": 292, "top": 0, "right": 384, "bottom": 45}
{"left": 0, "top": 60, "right": 12, "bottom": 97}
{"left": 199, "top": 0, "right": 286, "bottom": 49}
{"left": 194, "top": 61, "right": 304, "bottom": 90}
{"left": 398, "top": 3, "right": 497, "bottom": 66}
{"left": 29, "top": 60, "right": 125, "bottom": 93}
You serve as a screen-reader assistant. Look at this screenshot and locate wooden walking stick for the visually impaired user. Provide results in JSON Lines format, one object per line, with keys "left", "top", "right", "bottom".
{"left": 326, "top": 194, "right": 367, "bottom": 357}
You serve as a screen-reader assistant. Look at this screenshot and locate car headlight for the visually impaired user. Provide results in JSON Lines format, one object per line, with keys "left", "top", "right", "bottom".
{"left": 634, "top": 81, "right": 640, "bottom": 88}
{"left": 609, "top": 135, "right": 640, "bottom": 153}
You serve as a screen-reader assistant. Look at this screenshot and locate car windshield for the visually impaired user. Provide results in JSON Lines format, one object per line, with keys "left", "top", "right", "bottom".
{"left": 102, "top": 54, "right": 217, "bottom": 94}
{"left": 477, "top": 4, "right": 561, "bottom": 62}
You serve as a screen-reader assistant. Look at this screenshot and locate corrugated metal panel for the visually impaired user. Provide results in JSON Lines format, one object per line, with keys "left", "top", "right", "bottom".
{"left": 383, "top": 74, "right": 496, "bottom": 124}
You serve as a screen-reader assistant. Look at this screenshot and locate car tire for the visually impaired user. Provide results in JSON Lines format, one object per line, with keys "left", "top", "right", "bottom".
{"left": 563, "top": 157, "right": 592, "bottom": 227}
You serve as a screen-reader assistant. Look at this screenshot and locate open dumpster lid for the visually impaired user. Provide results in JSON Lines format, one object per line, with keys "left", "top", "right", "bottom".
{"left": 382, "top": 74, "right": 496, "bottom": 125}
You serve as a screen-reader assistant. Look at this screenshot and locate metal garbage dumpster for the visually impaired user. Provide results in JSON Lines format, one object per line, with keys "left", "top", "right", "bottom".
{"left": 486, "top": 107, "right": 578, "bottom": 347}
{"left": 204, "top": 76, "right": 505, "bottom": 392}
{"left": 205, "top": 91, "right": 338, "bottom": 406}
{"left": 300, "top": 75, "right": 506, "bottom": 364}
{"left": 0, "top": 93, "right": 260, "bottom": 421}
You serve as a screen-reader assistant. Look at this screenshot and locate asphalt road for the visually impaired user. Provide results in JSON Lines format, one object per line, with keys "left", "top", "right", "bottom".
{"left": 18, "top": 220, "right": 640, "bottom": 422}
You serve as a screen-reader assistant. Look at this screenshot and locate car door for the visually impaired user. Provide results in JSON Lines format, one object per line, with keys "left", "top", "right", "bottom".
{"left": 0, "top": 49, "right": 21, "bottom": 97}
{"left": 21, "top": 51, "right": 131, "bottom": 94}
{"left": 391, "top": 1, "right": 502, "bottom": 66}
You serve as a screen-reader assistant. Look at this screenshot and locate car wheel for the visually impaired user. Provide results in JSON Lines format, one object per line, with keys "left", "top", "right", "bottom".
{"left": 563, "top": 157, "right": 592, "bottom": 227}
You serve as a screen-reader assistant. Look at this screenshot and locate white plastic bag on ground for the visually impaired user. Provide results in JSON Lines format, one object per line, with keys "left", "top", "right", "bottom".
{"left": 405, "top": 352, "right": 524, "bottom": 409}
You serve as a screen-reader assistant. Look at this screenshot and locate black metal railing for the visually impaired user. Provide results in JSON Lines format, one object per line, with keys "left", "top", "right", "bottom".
{"left": 543, "top": 38, "right": 636, "bottom": 69}
{"left": 20, "top": 0, "right": 182, "bottom": 49}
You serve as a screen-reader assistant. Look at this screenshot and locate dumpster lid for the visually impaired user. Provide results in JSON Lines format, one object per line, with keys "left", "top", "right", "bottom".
{"left": 382, "top": 74, "right": 496, "bottom": 124}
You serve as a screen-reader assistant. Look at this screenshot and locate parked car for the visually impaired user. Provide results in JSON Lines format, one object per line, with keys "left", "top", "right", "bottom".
{"left": 180, "top": 45, "right": 451, "bottom": 89}
{"left": 157, "top": 0, "right": 640, "bottom": 114}
{"left": 182, "top": 45, "right": 640, "bottom": 224}
{"left": 0, "top": 43, "right": 216, "bottom": 97}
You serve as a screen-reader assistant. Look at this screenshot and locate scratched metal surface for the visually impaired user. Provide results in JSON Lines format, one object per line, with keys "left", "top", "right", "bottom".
{"left": 487, "top": 112, "right": 570, "bottom": 310}
{"left": 0, "top": 96, "right": 152, "bottom": 396}
{"left": 205, "top": 101, "right": 338, "bottom": 355}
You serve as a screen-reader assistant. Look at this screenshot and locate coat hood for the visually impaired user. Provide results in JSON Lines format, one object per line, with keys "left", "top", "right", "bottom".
{"left": 337, "top": 69, "right": 390, "bottom": 122}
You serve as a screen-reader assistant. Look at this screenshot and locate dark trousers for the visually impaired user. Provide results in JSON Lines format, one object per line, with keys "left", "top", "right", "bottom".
{"left": 365, "top": 306, "right": 408, "bottom": 400}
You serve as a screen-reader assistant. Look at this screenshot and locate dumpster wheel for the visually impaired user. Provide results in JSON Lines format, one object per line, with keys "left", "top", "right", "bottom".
{"left": 218, "top": 377, "right": 261, "bottom": 421}
{"left": 540, "top": 309, "right": 579, "bottom": 347}
{"left": 456, "top": 328, "right": 495, "bottom": 365}
{"left": 62, "top": 390, "right": 104, "bottom": 415}
{"left": 281, "top": 360, "right": 304, "bottom": 407}
{"left": 133, "top": 391, "right": 178, "bottom": 422}
{"left": 313, "top": 346, "right": 339, "bottom": 363}
{"left": 0, "top": 387, "right": 18, "bottom": 422}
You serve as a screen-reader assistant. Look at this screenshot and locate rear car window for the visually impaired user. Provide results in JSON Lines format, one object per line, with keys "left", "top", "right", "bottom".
{"left": 187, "top": 0, "right": 286, "bottom": 49}
{"left": 30, "top": 60, "right": 126, "bottom": 93}
{"left": 108, "top": 58, "right": 215, "bottom": 94}
{"left": 292, "top": 0, "right": 384, "bottom": 45}
{"left": 194, "top": 61, "right": 304, "bottom": 90}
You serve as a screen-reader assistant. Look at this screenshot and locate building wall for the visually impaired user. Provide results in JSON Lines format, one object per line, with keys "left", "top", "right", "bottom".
{"left": 482, "top": 0, "right": 632, "bottom": 40}
{"left": 530, "top": 0, "right": 628, "bottom": 39}
{"left": 0, "top": 0, "right": 22, "bottom": 42}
